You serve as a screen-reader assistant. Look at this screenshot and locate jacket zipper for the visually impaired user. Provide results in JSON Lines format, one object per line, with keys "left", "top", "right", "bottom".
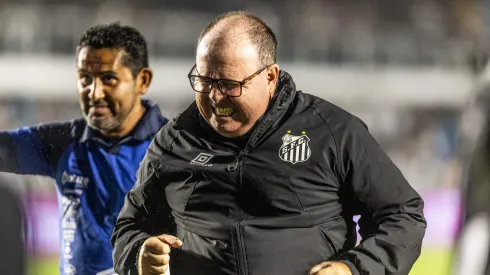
{"left": 233, "top": 219, "right": 247, "bottom": 275}
{"left": 228, "top": 152, "right": 247, "bottom": 275}
{"left": 227, "top": 94, "right": 284, "bottom": 275}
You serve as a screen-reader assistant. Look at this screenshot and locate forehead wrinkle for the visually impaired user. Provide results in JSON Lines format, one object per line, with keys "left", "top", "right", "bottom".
{"left": 196, "top": 63, "right": 243, "bottom": 81}
{"left": 77, "top": 50, "right": 127, "bottom": 73}
{"left": 78, "top": 47, "right": 125, "bottom": 63}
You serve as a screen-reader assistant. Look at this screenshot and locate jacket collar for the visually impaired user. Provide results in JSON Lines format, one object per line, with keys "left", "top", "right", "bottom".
{"left": 244, "top": 70, "right": 297, "bottom": 149}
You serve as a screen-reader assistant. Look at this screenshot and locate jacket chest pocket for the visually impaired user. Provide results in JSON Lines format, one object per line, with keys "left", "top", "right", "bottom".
{"left": 239, "top": 169, "right": 306, "bottom": 216}
{"left": 161, "top": 164, "right": 201, "bottom": 214}
{"left": 239, "top": 157, "right": 340, "bottom": 217}
{"left": 317, "top": 216, "right": 354, "bottom": 256}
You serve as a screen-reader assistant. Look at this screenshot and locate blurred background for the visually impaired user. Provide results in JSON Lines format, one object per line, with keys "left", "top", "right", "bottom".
{"left": 1, "top": 0, "right": 489, "bottom": 274}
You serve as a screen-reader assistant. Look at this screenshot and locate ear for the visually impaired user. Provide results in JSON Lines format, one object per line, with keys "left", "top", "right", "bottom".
{"left": 136, "top": 68, "right": 153, "bottom": 95}
{"left": 266, "top": 64, "right": 280, "bottom": 98}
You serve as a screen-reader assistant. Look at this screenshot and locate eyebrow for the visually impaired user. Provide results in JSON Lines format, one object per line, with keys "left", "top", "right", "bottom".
{"left": 79, "top": 59, "right": 112, "bottom": 66}
{"left": 195, "top": 68, "right": 242, "bottom": 82}
{"left": 77, "top": 69, "right": 117, "bottom": 75}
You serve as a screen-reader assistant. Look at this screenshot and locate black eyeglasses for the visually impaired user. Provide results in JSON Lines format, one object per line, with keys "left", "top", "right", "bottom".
{"left": 187, "top": 64, "right": 270, "bottom": 97}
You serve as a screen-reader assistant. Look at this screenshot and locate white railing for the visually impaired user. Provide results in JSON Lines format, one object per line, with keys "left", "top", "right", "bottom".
{"left": 0, "top": 54, "right": 474, "bottom": 108}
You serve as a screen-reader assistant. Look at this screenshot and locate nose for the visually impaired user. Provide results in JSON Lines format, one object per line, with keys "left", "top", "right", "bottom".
{"left": 88, "top": 78, "right": 105, "bottom": 101}
{"left": 208, "top": 82, "right": 225, "bottom": 104}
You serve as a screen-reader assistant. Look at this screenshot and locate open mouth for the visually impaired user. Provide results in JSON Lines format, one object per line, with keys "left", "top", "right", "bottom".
{"left": 212, "top": 107, "right": 236, "bottom": 117}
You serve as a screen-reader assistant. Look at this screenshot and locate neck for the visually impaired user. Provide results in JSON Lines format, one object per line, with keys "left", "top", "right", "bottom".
{"left": 101, "top": 101, "right": 146, "bottom": 138}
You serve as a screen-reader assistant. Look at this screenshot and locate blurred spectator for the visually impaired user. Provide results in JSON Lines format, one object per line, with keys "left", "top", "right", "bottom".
{"left": 452, "top": 57, "right": 490, "bottom": 275}
{"left": 0, "top": 175, "right": 26, "bottom": 275}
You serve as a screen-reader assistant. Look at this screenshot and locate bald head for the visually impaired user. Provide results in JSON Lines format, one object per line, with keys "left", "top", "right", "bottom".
{"left": 197, "top": 11, "right": 277, "bottom": 68}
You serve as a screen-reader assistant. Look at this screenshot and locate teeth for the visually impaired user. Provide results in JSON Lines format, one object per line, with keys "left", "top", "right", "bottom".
{"left": 215, "top": 107, "right": 235, "bottom": 116}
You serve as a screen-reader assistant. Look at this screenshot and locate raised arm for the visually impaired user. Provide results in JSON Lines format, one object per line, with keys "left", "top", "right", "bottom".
{"left": 0, "top": 121, "right": 75, "bottom": 177}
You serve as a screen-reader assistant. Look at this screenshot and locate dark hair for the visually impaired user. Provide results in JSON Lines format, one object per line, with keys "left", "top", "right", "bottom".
{"left": 198, "top": 11, "right": 277, "bottom": 67}
{"left": 76, "top": 22, "right": 149, "bottom": 76}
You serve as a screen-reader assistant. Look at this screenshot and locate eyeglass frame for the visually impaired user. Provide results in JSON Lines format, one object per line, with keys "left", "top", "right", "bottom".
{"left": 187, "top": 63, "right": 271, "bottom": 97}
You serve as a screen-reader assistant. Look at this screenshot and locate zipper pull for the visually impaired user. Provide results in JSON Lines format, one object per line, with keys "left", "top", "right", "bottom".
{"left": 226, "top": 159, "right": 238, "bottom": 172}
{"left": 226, "top": 151, "right": 243, "bottom": 172}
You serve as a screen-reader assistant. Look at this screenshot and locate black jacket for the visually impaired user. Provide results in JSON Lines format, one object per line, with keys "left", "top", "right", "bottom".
{"left": 111, "top": 71, "right": 427, "bottom": 275}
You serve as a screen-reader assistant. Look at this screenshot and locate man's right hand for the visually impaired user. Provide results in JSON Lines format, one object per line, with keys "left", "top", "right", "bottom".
{"left": 138, "top": 234, "right": 183, "bottom": 275}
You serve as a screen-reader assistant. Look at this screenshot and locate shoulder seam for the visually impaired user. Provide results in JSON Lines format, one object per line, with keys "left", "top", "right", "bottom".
{"left": 297, "top": 96, "right": 343, "bottom": 179}
{"left": 154, "top": 126, "right": 181, "bottom": 176}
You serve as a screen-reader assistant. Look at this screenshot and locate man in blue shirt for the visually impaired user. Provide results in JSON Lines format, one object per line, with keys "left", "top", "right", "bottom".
{"left": 0, "top": 22, "right": 168, "bottom": 275}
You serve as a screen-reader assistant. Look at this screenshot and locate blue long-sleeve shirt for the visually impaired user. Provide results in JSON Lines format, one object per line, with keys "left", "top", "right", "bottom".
{"left": 0, "top": 99, "right": 168, "bottom": 275}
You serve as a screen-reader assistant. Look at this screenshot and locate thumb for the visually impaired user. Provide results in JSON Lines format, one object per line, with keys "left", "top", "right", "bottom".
{"left": 157, "top": 234, "right": 183, "bottom": 248}
{"left": 309, "top": 262, "right": 332, "bottom": 275}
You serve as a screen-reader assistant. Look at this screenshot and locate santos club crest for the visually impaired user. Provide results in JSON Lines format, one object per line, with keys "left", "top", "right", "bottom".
{"left": 279, "top": 130, "right": 311, "bottom": 164}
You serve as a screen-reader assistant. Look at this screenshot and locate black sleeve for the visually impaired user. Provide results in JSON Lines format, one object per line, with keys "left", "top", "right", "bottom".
{"left": 0, "top": 121, "right": 75, "bottom": 176}
{"left": 111, "top": 134, "right": 175, "bottom": 275}
{"left": 335, "top": 117, "right": 427, "bottom": 275}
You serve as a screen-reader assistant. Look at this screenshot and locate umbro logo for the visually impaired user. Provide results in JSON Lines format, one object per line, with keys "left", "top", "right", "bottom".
{"left": 190, "top": 153, "right": 214, "bottom": 167}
